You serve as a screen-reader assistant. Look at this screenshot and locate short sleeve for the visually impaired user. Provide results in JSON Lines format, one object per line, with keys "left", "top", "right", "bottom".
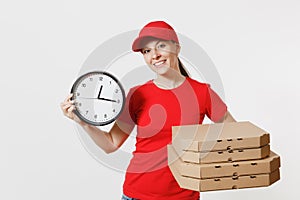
{"left": 205, "top": 84, "right": 227, "bottom": 122}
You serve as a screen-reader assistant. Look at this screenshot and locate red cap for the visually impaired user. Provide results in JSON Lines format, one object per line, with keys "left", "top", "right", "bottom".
{"left": 132, "top": 21, "right": 179, "bottom": 52}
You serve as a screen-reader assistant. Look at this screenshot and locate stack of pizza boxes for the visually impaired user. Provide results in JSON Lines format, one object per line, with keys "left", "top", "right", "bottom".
{"left": 168, "top": 121, "right": 280, "bottom": 192}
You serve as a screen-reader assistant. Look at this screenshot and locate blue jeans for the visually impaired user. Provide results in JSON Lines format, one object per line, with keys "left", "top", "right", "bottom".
{"left": 121, "top": 194, "right": 139, "bottom": 200}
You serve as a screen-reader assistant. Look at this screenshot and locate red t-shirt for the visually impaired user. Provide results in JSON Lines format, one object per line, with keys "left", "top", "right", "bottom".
{"left": 118, "top": 77, "right": 227, "bottom": 200}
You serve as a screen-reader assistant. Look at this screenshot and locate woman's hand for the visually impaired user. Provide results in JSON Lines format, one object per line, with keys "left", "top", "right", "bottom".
{"left": 60, "top": 93, "right": 88, "bottom": 127}
{"left": 217, "top": 111, "right": 236, "bottom": 123}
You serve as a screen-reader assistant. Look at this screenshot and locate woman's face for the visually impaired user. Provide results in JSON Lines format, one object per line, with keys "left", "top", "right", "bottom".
{"left": 141, "top": 40, "right": 180, "bottom": 76}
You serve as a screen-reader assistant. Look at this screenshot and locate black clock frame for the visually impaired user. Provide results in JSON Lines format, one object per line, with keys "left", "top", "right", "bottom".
{"left": 70, "top": 71, "right": 126, "bottom": 126}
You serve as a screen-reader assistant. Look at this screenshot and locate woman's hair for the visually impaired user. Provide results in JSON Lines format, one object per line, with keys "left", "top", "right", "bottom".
{"left": 178, "top": 58, "right": 190, "bottom": 77}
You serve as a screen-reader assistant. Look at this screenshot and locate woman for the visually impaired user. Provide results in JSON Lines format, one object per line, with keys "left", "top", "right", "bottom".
{"left": 61, "top": 21, "right": 236, "bottom": 200}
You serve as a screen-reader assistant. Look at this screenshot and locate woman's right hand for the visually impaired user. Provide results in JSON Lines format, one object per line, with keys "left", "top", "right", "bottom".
{"left": 60, "top": 93, "right": 88, "bottom": 126}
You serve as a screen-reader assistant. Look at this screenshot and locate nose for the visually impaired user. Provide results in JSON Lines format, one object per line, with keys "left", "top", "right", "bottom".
{"left": 151, "top": 49, "right": 161, "bottom": 60}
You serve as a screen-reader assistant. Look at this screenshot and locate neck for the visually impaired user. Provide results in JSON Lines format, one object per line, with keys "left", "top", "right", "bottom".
{"left": 154, "top": 71, "right": 186, "bottom": 89}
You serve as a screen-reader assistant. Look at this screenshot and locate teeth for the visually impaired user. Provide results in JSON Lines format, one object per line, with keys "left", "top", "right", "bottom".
{"left": 153, "top": 60, "right": 165, "bottom": 66}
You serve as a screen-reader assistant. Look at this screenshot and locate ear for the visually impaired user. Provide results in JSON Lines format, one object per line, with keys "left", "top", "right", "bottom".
{"left": 176, "top": 44, "right": 181, "bottom": 55}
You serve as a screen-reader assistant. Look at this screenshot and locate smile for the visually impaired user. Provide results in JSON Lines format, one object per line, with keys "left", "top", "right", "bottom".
{"left": 153, "top": 60, "right": 166, "bottom": 67}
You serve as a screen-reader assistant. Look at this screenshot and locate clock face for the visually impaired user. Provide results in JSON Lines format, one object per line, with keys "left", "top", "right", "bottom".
{"left": 70, "top": 71, "right": 125, "bottom": 126}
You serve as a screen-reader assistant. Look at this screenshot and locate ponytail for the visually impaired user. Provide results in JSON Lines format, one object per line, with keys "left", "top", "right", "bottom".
{"left": 178, "top": 58, "right": 190, "bottom": 77}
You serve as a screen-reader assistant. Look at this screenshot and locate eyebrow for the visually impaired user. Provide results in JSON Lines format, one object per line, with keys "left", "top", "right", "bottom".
{"left": 143, "top": 40, "right": 162, "bottom": 49}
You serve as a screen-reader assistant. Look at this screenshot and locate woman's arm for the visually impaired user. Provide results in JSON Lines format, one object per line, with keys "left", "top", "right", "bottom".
{"left": 81, "top": 121, "right": 133, "bottom": 154}
{"left": 217, "top": 111, "right": 236, "bottom": 123}
{"left": 60, "top": 93, "right": 134, "bottom": 154}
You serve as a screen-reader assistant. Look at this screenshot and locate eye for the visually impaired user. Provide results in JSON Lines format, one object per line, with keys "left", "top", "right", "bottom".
{"left": 141, "top": 49, "right": 151, "bottom": 54}
{"left": 157, "top": 43, "right": 166, "bottom": 49}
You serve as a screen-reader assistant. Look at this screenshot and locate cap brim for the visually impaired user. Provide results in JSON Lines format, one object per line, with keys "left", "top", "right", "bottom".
{"left": 132, "top": 36, "right": 160, "bottom": 52}
{"left": 132, "top": 37, "right": 143, "bottom": 52}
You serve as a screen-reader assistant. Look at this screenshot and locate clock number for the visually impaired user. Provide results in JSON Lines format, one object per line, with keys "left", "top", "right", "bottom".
{"left": 89, "top": 77, "right": 93, "bottom": 81}
{"left": 109, "top": 81, "right": 112, "bottom": 85}
{"left": 75, "top": 102, "right": 81, "bottom": 107}
{"left": 99, "top": 77, "right": 103, "bottom": 81}
{"left": 113, "top": 109, "right": 115, "bottom": 113}
{"left": 115, "top": 89, "right": 119, "bottom": 93}
{"left": 85, "top": 110, "right": 89, "bottom": 115}
{"left": 82, "top": 83, "right": 86, "bottom": 87}
{"left": 117, "top": 99, "right": 120, "bottom": 103}
{"left": 77, "top": 92, "right": 80, "bottom": 96}
{"left": 94, "top": 114, "right": 97, "bottom": 119}
{"left": 104, "top": 114, "right": 107, "bottom": 118}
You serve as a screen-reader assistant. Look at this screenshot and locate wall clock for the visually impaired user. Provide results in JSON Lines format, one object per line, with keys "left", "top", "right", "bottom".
{"left": 71, "top": 71, "right": 125, "bottom": 126}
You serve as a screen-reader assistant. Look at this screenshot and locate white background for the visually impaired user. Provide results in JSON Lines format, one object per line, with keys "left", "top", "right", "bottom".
{"left": 1, "top": 0, "right": 299, "bottom": 199}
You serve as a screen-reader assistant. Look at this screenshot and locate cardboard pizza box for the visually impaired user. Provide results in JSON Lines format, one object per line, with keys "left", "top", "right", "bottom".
{"left": 180, "top": 144, "right": 270, "bottom": 164}
{"left": 180, "top": 169, "right": 280, "bottom": 192}
{"left": 180, "top": 151, "right": 280, "bottom": 179}
{"left": 172, "top": 121, "right": 270, "bottom": 152}
{"left": 168, "top": 145, "right": 280, "bottom": 192}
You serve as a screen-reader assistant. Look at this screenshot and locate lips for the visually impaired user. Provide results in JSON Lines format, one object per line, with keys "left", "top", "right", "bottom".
{"left": 153, "top": 60, "right": 166, "bottom": 67}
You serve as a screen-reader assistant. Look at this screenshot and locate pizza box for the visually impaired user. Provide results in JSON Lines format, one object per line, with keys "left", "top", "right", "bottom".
{"left": 168, "top": 145, "right": 280, "bottom": 192}
{"left": 179, "top": 169, "right": 280, "bottom": 192}
{"left": 180, "top": 144, "right": 270, "bottom": 164}
{"left": 180, "top": 151, "right": 280, "bottom": 179}
{"left": 172, "top": 121, "right": 269, "bottom": 152}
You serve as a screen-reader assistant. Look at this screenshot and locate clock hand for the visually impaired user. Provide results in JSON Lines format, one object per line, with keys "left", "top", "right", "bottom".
{"left": 97, "top": 85, "right": 103, "bottom": 99}
{"left": 77, "top": 97, "right": 98, "bottom": 99}
{"left": 98, "top": 97, "right": 117, "bottom": 102}
{"left": 77, "top": 97, "right": 117, "bottom": 102}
